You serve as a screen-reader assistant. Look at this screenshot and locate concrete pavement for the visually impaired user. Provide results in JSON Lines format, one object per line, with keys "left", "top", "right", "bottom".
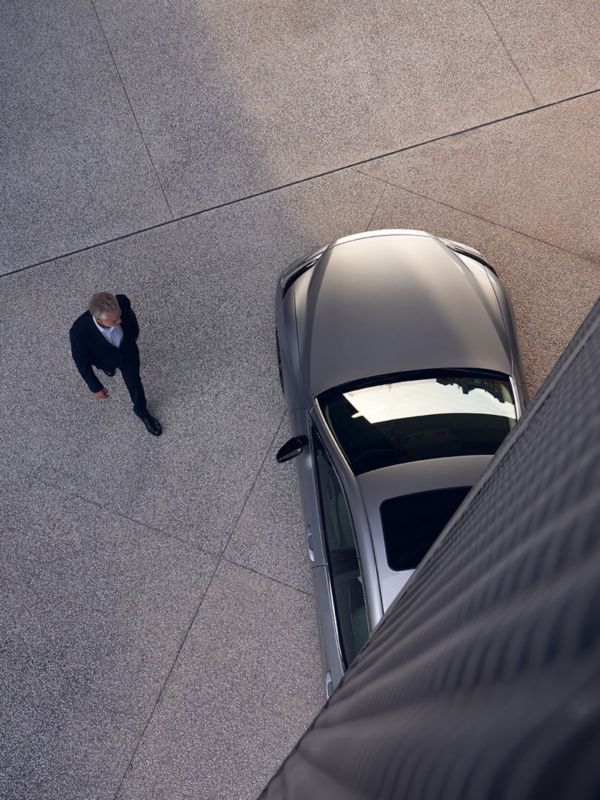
{"left": 1, "top": 1, "right": 598, "bottom": 798}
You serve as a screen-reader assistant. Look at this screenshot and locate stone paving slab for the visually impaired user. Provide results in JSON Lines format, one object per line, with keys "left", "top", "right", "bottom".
{"left": 225, "top": 418, "right": 313, "bottom": 595}
{"left": 359, "top": 93, "right": 600, "bottom": 263}
{"left": 0, "top": 168, "right": 382, "bottom": 554}
{"left": 0, "top": 467, "right": 216, "bottom": 614}
{"left": 0, "top": 0, "right": 170, "bottom": 275}
{"left": 116, "top": 560, "right": 322, "bottom": 800}
{"left": 93, "top": 0, "right": 534, "bottom": 216}
{"left": 1, "top": 582, "right": 130, "bottom": 800}
{"left": 0, "top": 469, "right": 217, "bottom": 800}
{"left": 481, "top": 0, "right": 600, "bottom": 102}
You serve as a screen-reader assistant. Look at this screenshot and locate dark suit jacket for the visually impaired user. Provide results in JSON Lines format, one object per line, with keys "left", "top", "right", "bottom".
{"left": 69, "top": 294, "right": 140, "bottom": 393}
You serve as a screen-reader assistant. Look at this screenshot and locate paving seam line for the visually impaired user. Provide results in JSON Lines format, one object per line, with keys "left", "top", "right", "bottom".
{"left": 3, "top": 87, "right": 599, "bottom": 279}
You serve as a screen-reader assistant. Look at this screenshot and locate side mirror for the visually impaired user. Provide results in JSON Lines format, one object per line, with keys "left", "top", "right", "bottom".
{"left": 276, "top": 435, "right": 308, "bottom": 463}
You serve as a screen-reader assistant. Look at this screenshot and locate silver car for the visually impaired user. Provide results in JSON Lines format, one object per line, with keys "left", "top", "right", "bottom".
{"left": 275, "top": 229, "right": 527, "bottom": 697}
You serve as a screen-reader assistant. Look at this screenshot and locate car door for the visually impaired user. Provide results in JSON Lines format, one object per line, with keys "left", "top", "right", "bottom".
{"left": 289, "top": 406, "right": 328, "bottom": 567}
{"left": 310, "top": 425, "right": 370, "bottom": 696}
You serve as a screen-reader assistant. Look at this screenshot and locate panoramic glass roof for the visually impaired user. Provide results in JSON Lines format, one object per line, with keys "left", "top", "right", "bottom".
{"left": 381, "top": 486, "right": 471, "bottom": 572}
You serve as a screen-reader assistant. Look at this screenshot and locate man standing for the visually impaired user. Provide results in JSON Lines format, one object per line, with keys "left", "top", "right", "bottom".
{"left": 69, "top": 292, "right": 162, "bottom": 436}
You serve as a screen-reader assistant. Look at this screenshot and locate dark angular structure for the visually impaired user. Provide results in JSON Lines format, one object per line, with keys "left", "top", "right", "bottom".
{"left": 260, "top": 300, "right": 600, "bottom": 800}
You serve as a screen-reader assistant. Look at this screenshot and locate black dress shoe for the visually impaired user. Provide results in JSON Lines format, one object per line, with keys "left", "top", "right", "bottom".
{"left": 142, "top": 414, "right": 162, "bottom": 436}
{"left": 102, "top": 368, "right": 116, "bottom": 377}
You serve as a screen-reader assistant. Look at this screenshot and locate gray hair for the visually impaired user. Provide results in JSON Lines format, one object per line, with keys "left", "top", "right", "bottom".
{"left": 89, "top": 292, "right": 120, "bottom": 319}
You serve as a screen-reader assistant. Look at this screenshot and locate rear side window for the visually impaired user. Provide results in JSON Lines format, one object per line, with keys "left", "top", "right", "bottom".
{"left": 381, "top": 487, "right": 471, "bottom": 571}
{"left": 313, "top": 430, "right": 369, "bottom": 667}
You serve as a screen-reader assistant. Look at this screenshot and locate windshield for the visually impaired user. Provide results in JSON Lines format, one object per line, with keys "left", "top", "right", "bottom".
{"left": 319, "top": 371, "right": 517, "bottom": 475}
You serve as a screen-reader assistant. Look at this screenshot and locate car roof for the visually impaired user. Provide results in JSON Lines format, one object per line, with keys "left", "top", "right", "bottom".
{"left": 355, "top": 454, "right": 493, "bottom": 613}
{"left": 299, "top": 231, "right": 512, "bottom": 397}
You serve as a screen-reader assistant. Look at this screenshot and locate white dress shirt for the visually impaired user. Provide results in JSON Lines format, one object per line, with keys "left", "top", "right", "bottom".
{"left": 93, "top": 316, "right": 124, "bottom": 348}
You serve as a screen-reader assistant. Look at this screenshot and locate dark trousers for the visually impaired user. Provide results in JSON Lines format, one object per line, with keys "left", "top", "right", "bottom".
{"left": 119, "top": 359, "right": 148, "bottom": 418}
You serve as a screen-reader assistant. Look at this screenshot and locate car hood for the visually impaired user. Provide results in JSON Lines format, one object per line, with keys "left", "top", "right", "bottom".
{"left": 295, "top": 232, "right": 512, "bottom": 397}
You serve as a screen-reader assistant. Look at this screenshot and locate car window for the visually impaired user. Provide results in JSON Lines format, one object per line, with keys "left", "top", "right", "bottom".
{"left": 381, "top": 486, "right": 471, "bottom": 571}
{"left": 319, "top": 371, "right": 517, "bottom": 475}
{"left": 313, "top": 429, "right": 369, "bottom": 667}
